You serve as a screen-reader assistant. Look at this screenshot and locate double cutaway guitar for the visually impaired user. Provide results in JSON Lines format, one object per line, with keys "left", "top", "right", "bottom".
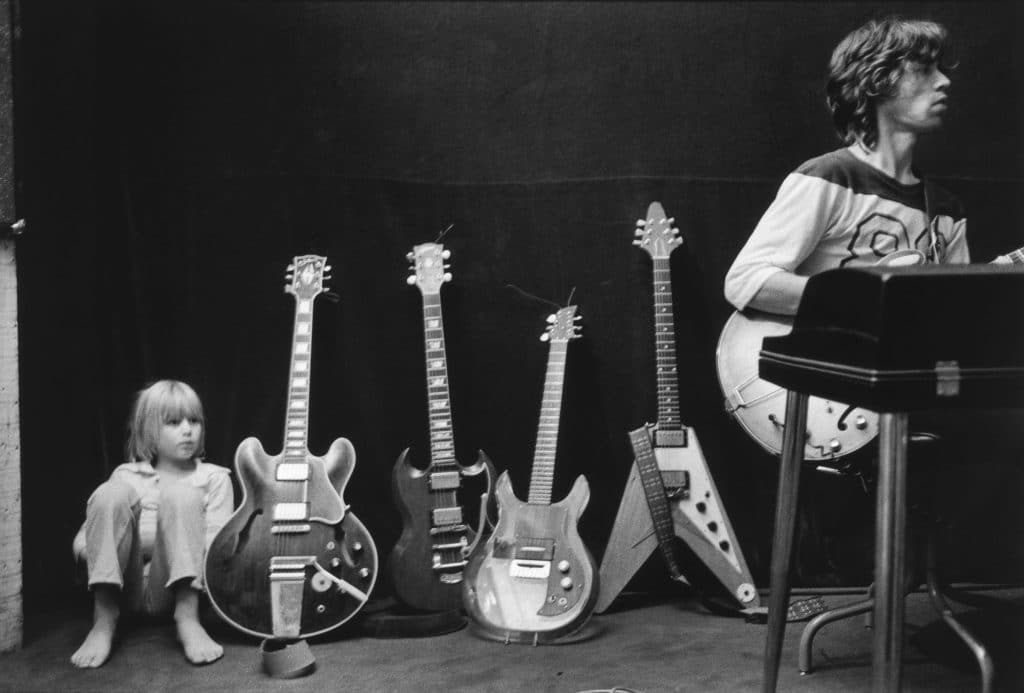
{"left": 389, "top": 242, "right": 495, "bottom": 612}
{"left": 205, "top": 255, "right": 378, "bottom": 639}
{"left": 715, "top": 245, "right": 1024, "bottom": 461}
{"left": 463, "top": 306, "right": 598, "bottom": 644}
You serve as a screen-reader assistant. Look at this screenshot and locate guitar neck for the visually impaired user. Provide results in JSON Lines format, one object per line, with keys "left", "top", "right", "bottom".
{"left": 422, "top": 292, "right": 457, "bottom": 470}
{"left": 1005, "top": 247, "right": 1024, "bottom": 265}
{"left": 529, "top": 340, "right": 569, "bottom": 504}
{"left": 652, "top": 256, "right": 681, "bottom": 431}
{"left": 282, "top": 296, "right": 314, "bottom": 458}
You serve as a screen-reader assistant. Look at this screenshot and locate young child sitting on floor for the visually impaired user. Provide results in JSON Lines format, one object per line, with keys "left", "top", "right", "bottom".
{"left": 71, "top": 380, "right": 233, "bottom": 668}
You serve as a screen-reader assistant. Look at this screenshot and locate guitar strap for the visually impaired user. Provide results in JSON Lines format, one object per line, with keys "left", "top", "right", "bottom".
{"left": 923, "top": 176, "right": 939, "bottom": 265}
{"left": 627, "top": 424, "right": 686, "bottom": 582}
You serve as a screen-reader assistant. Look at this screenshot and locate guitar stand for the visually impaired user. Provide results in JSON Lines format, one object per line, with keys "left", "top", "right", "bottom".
{"left": 359, "top": 596, "right": 467, "bottom": 638}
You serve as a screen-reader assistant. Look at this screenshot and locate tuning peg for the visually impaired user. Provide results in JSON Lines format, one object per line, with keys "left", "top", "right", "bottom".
{"left": 632, "top": 239, "right": 643, "bottom": 247}
{"left": 443, "top": 272, "right": 452, "bottom": 282}
{"left": 540, "top": 333, "right": 550, "bottom": 342}
{"left": 441, "top": 249, "right": 451, "bottom": 259}
{"left": 635, "top": 219, "right": 646, "bottom": 227}
{"left": 634, "top": 228, "right": 644, "bottom": 237}
{"left": 405, "top": 252, "right": 414, "bottom": 262}
{"left": 667, "top": 217, "right": 675, "bottom": 224}
{"left": 546, "top": 314, "right": 556, "bottom": 323}
{"left": 573, "top": 316, "right": 581, "bottom": 321}
{"left": 323, "top": 274, "right": 333, "bottom": 281}
{"left": 287, "top": 264, "right": 295, "bottom": 271}
{"left": 406, "top": 275, "right": 417, "bottom": 285}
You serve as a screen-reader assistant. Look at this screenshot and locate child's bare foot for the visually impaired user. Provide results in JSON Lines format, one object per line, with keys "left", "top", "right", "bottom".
{"left": 173, "top": 585, "right": 223, "bottom": 665}
{"left": 175, "top": 617, "right": 224, "bottom": 665}
{"left": 71, "top": 586, "right": 119, "bottom": 668}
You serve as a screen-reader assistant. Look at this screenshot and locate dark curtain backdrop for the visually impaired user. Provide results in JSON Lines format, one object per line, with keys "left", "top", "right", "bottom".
{"left": 12, "top": 1, "right": 1024, "bottom": 624}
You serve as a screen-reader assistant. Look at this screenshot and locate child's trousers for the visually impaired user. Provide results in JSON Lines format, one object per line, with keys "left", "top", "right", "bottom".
{"left": 79, "top": 478, "right": 207, "bottom": 615}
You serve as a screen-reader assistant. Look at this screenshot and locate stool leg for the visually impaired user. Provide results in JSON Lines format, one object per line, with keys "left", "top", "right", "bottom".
{"left": 925, "top": 529, "right": 994, "bottom": 693}
{"left": 873, "top": 412, "right": 908, "bottom": 693}
{"left": 762, "top": 390, "right": 809, "bottom": 693}
{"left": 799, "top": 596, "right": 874, "bottom": 674}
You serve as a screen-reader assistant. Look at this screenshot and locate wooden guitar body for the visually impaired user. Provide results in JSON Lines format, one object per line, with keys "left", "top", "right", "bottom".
{"left": 716, "top": 310, "right": 878, "bottom": 461}
{"left": 205, "top": 436, "right": 378, "bottom": 639}
{"left": 597, "top": 427, "right": 758, "bottom": 612}
{"left": 388, "top": 447, "right": 495, "bottom": 612}
{"left": 462, "top": 471, "right": 597, "bottom": 644}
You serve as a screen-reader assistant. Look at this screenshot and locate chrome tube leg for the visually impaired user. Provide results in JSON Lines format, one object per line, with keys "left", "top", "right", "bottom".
{"left": 926, "top": 529, "right": 995, "bottom": 693}
{"left": 873, "top": 412, "right": 908, "bottom": 693}
{"left": 799, "top": 597, "right": 875, "bottom": 674}
{"left": 762, "top": 390, "right": 809, "bottom": 693}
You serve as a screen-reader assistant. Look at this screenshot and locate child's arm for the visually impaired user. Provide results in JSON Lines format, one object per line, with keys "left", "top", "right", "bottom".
{"left": 204, "top": 468, "right": 235, "bottom": 552}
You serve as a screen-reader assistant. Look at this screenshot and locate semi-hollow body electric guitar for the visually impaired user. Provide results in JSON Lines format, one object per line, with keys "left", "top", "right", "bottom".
{"left": 463, "top": 306, "right": 598, "bottom": 644}
{"left": 205, "top": 255, "right": 378, "bottom": 639}
{"left": 598, "top": 202, "right": 759, "bottom": 613}
{"left": 389, "top": 242, "right": 495, "bottom": 612}
{"left": 715, "top": 246, "right": 1024, "bottom": 461}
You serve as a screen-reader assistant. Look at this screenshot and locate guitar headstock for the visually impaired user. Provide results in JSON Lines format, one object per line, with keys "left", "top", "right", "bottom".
{"left": 406, "top": 242, "right": 452, "bottom": 295}
{"left": 285, "top": 255, "right": 331, "bottom": 299}
{"left": 540, "top": 305, "right": 582, "bottom": 343}
{"left": 632, "top": 201, "right": 682, "bottom": 259}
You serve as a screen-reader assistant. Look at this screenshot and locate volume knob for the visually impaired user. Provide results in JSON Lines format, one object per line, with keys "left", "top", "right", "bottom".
{"left": 557, "top": 560, "right": 571, "bottom": 573}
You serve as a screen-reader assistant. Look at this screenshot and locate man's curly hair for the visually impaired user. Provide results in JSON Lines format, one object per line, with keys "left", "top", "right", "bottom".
{"left": 826, "top": 16, "right": 952, "bottom": 148}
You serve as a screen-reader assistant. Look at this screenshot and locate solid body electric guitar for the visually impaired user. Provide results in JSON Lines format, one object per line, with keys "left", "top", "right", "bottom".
{"left": 205, "top": 255, "right": 378, "bottom": 639}
{"left": 463, "top": 306, "right": 598, "bottom": 644}
{"left": 389, "top": 242, "right": 495, "bottom": 612}
{"left": 598, "top": 202, "right": 759, "bottom": 613}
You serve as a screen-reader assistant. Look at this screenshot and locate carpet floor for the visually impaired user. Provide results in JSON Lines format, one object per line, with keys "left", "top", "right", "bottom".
{"left": 2, "top": 589, "right": 1022, "bottom": 692}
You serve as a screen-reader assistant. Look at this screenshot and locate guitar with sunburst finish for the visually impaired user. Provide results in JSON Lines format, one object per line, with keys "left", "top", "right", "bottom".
{"left": 205, "top": 255, "right": 378, "bottom": 639}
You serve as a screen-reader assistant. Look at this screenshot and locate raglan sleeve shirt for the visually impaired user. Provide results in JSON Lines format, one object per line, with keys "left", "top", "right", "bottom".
{"left": 724, "top": 170, "right": 843, "bottom": 311}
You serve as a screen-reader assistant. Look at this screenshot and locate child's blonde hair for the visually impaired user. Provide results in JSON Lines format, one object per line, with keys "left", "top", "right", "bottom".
{"left": 125, "top": 380, "right": 206, "bottom": 462}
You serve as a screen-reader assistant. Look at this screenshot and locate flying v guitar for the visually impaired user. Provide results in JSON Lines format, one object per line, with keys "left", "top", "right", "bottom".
{"left": 598, "top": 203, "right": 759, "bottom": 612}
{"left": 463, "top": 306, "right": 598, "bottom": 644}
{"left": 205, "top": 255, "right": 378, "bottom": 639}
{"left": 389, "top": 242, "right": 495, "bottom": 612}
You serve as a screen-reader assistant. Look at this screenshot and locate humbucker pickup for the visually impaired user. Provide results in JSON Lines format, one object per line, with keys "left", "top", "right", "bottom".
{"left": 432, "top": 507, "right": 463, "bottom": 526}
{"left": 661, "top": 470, "right": 690, "bottom": 499}
{"left": 655, "top": 429, "right": 688, "bottom": 447}
{"left": 273, "top": 502, "right": 309, "bottom": 522}
{"left": 429, "top": 471, "right": 461, "bottom": 490}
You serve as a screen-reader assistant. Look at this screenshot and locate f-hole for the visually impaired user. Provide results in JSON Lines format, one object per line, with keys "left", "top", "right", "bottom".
{"left": 836, "top": 405, "right": 858, "bottom": 431}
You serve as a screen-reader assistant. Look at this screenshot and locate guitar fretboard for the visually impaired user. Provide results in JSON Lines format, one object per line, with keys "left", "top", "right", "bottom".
{"left": 422, "top": 293, "right": 457, "bottom": 471}
{"left": 283, "top": 297, "right": 314, "bottom": 458}
{"left": 652, "top": 257, "right": 680, "bottom": 430}
{"left": 529, "top": 340, "right": 569, "bottom": 505}
{"left": 1006, "top": 248, "right": 1024, "bottom": 265}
